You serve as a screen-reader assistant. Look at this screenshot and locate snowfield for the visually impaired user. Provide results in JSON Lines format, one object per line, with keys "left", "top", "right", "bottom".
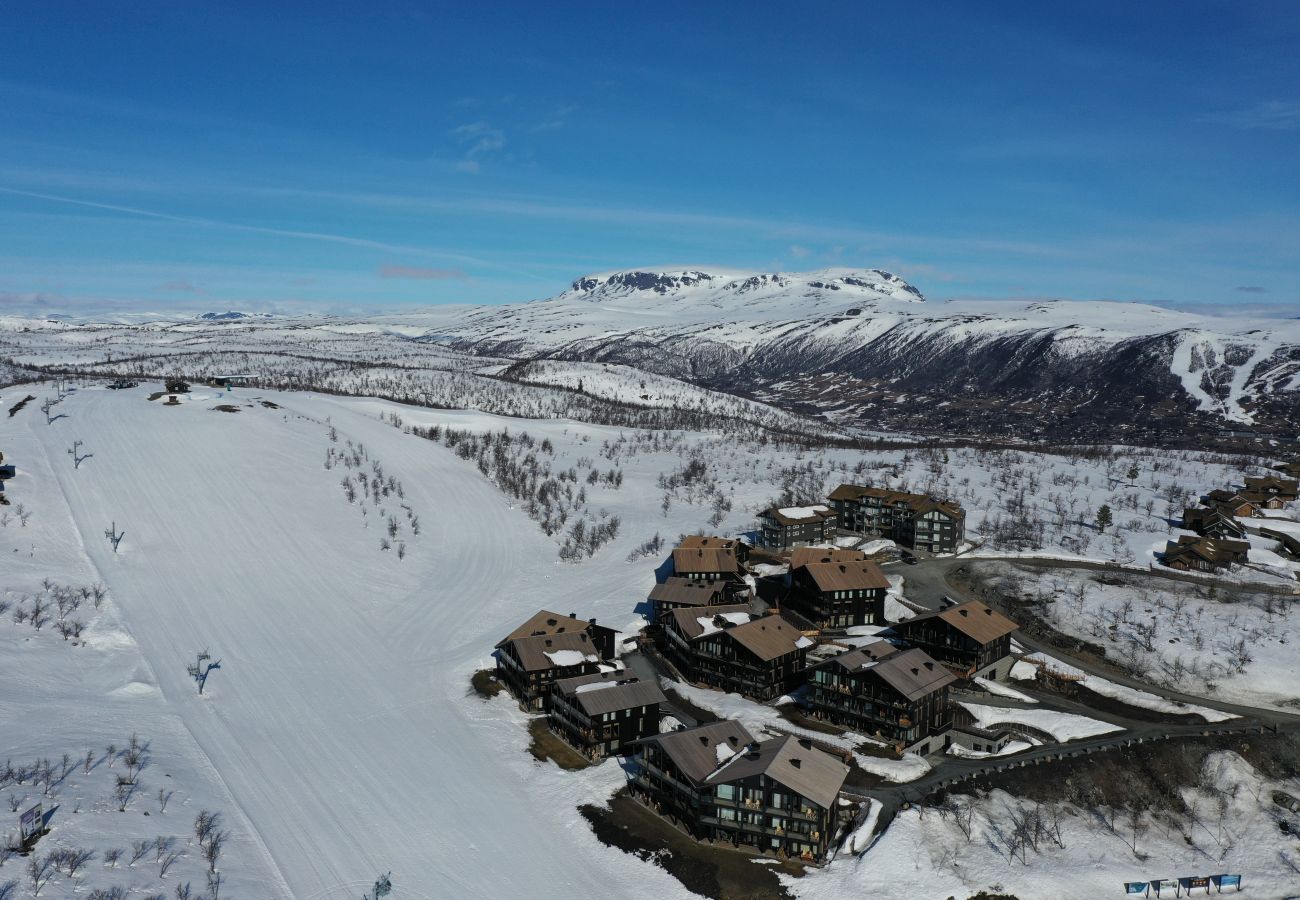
{"left": 1, "top": 384, "right": 700, "bottom": 899}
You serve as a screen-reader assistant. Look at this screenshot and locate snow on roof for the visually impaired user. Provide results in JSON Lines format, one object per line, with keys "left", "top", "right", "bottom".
{"left": 778, "top": 504, "right": 830, "bottom": 518}
{"left": 574, "top": 681, "right": 619, "bottom": 694}
{"left": 544, "top": 649, "right": 598, "bottom": 667}
{"left": 795, "top": 635, "right": 815, "bottom": 649}
{"left": 695, "top": 611, "right": 752, "bottom": 637}
{"left": 716, "top": 742, "right": 735, "bottom": 764}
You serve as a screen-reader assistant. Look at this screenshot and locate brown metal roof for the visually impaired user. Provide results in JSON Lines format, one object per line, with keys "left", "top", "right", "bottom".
{"left": 504, "top": 630, "right": 602, "bottom": 673}
{"left": 554, "top": 672, "right": 666, "bottom": 716}
{"left": 643, "top": 720, "right": 756, "bottom": 785}
{"left": 497, "top": 609, "right": 592, "bottom": 647}
{"left": 706, "top": 735, "right": 848, "bottom": 810}
{"left": 678, "top": 535, "right": 743, "bottom": 551}
{"left": 672, "top": 545, "right": 740, "bottom": 575}
{"left": 788, "top": 546, "right": 866, "bottom": 568}
{"left": 649, "top": 577, "right": 728, "bottom": 607}
{"left": 799, "top": 560, "right": 891, "bottom": 592}
{"left": 668, "top": 604, "right": 754, "bottom": 641}
{"left": 821, "top": 646, "right": 955, "bottom": 701}
{"left": 904, "top": 600, "right": 1018, "bottom": 644}
{"left": 724, "top": 617, "right": 806, "bottom": 662}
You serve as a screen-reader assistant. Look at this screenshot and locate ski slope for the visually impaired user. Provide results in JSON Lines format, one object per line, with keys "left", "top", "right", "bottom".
{"left": 4, "top": 384, "right": 694, "bottom": 899}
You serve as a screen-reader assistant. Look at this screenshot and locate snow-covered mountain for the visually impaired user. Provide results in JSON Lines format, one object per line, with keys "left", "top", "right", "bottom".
{"left": 405, "top": 267, "right": 1300, "bottom": 444}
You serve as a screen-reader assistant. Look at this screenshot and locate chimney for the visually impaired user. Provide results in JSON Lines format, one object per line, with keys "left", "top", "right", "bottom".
{"left": 984, "top": 608, "right": 992, "bottom": 615}
{"left": 589, "top": 617, "right": 597, "bottom": 625}
{"left": 790, "top": 758, "right": 802, "bottom": 769}
{"left": 699, "top": 735, "right": 709, "bottom": 746}
{"left": 569, "top": 612, "right": 577, "bottom": 619}
{"left": 911, "top": 667, "right": 919, "bottom": 675}
{"left": 924, "top": 661, "right": 934, "bottom": 670}
{"left": 959, "top": 609, "right": 969, "bottom": 617}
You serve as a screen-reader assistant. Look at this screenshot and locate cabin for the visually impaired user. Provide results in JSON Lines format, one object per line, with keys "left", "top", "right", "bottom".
{"left": 1203, "top": 489, "right": 1260, "bottom": 519}
{"left": 890, "top": 601, "right": 1018, "bottom": 681}
{"left": 1162, "top": 535, "right": 1250, "bottom": 573}
{"left": 1243, "top": 476, "right": 1298, "bottom": 503}
{"left": 648, "top": 577, "right": 738, "bottom": 626}
{"left": 757, "top": 505, "right": 837, "bottom": 550}
{"left": 808, "top": 640, "right": 955, "bottom": 753}
{"left": 1181, "top": 507, "right": 1248, "bottom": 540}
{"left": 671, "top": 536, "right": 745, "bottom": 583}
{"left": 828, "top": 483, "right": 965, "bottom": 553}
{"left": 629, "top": 720, "right": 755, "bottom": 837}
{"left": 165, "top": 378, "right": 191, "bottom": 394}
{"left": 212, "top": 374, "right": 253, "bottom": 389}
{"left": 494, "top": 610, "right": 620, "bottom": 709}
{"left": 1278, "top": 462, "right": 1300, "bottom": 480}
{"left": 701, "top": 734, "right": 849, "bottom": 863}
{"left": 548, "top": 672, "right": 665, "bottom": 760}
{"left": 663, "top": 606, "right": 811, "bottom": 701}
{"left": 787, "top": 560, "right": 891, "bottom": 629}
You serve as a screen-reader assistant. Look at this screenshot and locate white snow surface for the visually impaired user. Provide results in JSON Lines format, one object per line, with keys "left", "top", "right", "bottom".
{"left": 0, "top": 385, "right": 700, "bottom": 900}
{"left": 958, "top": 703, "right": 1122, "bottom": 741}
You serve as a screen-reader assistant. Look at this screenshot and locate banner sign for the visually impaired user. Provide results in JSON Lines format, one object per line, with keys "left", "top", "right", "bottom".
{"left": 1149, "top": 880, "right": 1178, "bottom": 896}
{"left": 1179, "top": 876, "right": 1211, "bottom": 892}
{"left": 18, "top": 804, "right": 42, "bottom": 841}
{"left": 1124, "top": 883, "right": 1148, "bottom": 895}
{"left": 1212, "top": 874, "right": 1242, "bottom": 889}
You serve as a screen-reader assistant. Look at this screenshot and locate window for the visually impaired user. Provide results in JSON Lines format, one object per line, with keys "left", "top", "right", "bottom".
{"left": 716, "top": 784, "right": 736, "bottom": 801}
{"left": 717, "top": 807, "right": 737, "bottom": 821}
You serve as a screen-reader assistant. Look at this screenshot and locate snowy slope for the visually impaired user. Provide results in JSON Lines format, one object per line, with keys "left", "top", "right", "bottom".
{"left": 2, "top": 384, "right": 699, "bottom": 899}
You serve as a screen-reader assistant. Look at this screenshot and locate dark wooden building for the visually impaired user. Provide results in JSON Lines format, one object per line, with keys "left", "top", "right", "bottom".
{"left": 494, "top": 610, "right": 620, "bottom": 709}
{"left": 828, "top": 483, "right": 965, "bottom": 553}
{"left": 548, "top": 672, "right": 665, "bottom": 760}
{"left": 756, "top": 505, "right": 837, "bottom": 550}
{"left": 1204, "top": 489, "right": 1261, "bottom": 519}
{"left": 808, "top": 641, "right": 954, "bottom": 753}
{"left": 648, "top": 577, "right": 739, "bottom": 626}
{"left": 701, "top": 734, "right": 849, "bottom": 862}
{"left": 1163, "top": 535, "right": 1250, "bottom": 572}
{"left": 1181, "top": 507, "right": 1248, "bottom": 540}
{"left": 671, "top": 536, "right": 746, "bottom": 582}
{"left": 630, "top": 720, "right": 754, "bottom": 838}
{"left": 630, "top": 725, "right": 848, "bottom": 863}
{"left": 788, "top": 560, "right": 891, "bottom": 629}
{"left": 1244, "top": 475, "right": 1298, "bottom": 503}
{"left": 891, "top": 600, "right": 1018, "bottom": 681}
{"left": 788, "top": 546, "right": 865, "bottom": 569}
{"left": 663, "top": 606, "right": 811, "bottom": 701}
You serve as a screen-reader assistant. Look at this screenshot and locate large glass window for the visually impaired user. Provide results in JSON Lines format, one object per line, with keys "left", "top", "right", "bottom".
{"left": 716, "top": 784, "right": 736, "bottom": 801}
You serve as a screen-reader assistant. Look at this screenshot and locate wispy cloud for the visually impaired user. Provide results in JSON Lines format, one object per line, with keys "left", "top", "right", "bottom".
{"left": 378, "top": 264, "right": 466, "bottom": 280}
{"left": 531, "top": 103, "right": 579, "bottom": 132}
{"left": 452, "top": 121, "right": 506, "bottom": 173}
{"left": 1202, "top": 100, "right": 1300, "bottom": 131}
{"left": 0, "top": 186, "right": 492, "bottom": 265}
{"left": 1235, "top": 285, "right": 1267, "bottom": 293}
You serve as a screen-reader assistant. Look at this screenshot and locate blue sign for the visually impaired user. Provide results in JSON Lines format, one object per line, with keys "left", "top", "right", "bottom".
{"left": 1213, "top": 874, "right": 1241, "bottom": 889}
{"left": 19, "top": 803, "right": 41, "bottom": 840}
{"left": 1125, "top": 882, "right": 1148, "bottom": 894}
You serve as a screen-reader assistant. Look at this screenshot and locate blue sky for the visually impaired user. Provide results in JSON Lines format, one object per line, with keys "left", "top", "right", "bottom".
{"left": 1, "top": 1, "right": 1298, "bottom": 315}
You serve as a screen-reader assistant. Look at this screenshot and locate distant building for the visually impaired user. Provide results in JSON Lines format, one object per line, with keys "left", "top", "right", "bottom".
{"left": 1162, "top": 535, "right": 1250, "bottom": 573}
{"left": 756, "top": 505, "right": 837, "bottom": 550}
{"left": 663, "top": 606, "right": 811, "bottom": 701}
{"left": 1243, "top": 475, "right": 1298, "bottom": 503}
{"left": 828, "top": 484, "right": 965, "bottom": 553}
{"left": 548, "top": 672, "right": 665, "bottom": 760}
{"left": 890, "top": 600, "right": 1018, "bottom": 681}
{"left": 808, "top": 640, "right": 955, "bottom": 753}
{"left": 629, "top": 723, "right": 849, "bottom": 863}
{"left": 787, "top": 560, "right": 891, "bottom": 629}
{"left": 165, "top": 378, "right": 191, "bottom": 394}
